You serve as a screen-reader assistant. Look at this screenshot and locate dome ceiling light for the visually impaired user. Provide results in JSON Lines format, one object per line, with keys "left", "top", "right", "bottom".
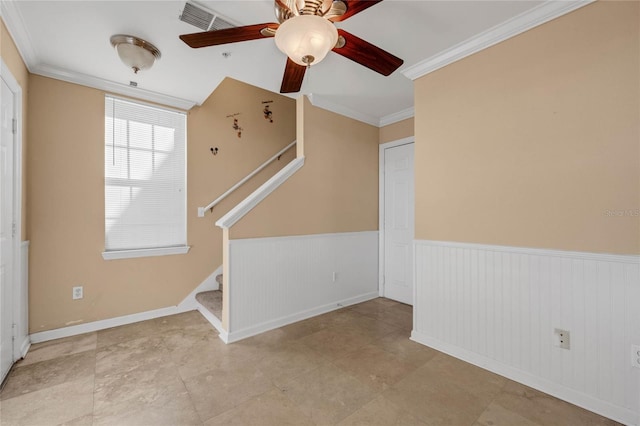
{"left": 110, "top": 34, "right": 161, "bottom": 74}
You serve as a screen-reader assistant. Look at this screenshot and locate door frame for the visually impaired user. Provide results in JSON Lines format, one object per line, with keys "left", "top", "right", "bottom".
{"left": 1, "top": 58, "right": 25, "bottom": 363}
{"left": 378, "top": 137, "right": 414, "bottom": 298}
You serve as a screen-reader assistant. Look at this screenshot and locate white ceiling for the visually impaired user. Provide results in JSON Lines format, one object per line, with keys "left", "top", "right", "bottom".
{"left": 3, "top": 0, "right": 566, "bottom": 125}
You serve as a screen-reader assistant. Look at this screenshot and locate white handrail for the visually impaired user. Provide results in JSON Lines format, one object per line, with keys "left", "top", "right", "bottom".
{"left": 198, "top": 140, "right": 297, "bottom": 217}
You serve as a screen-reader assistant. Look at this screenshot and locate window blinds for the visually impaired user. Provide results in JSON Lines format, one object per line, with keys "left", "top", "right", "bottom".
{"left": 104, "top": 96, "right": 186, "bottom": 252}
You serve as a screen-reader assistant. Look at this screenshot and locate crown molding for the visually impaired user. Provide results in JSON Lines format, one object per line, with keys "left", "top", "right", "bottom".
{"left": 33, "top": 64, "right": 197, "bottom": 110}
{"left": 402, "top": 0, "right": 595, "bottom": 81}
{"left": 0, "top": 0, "right": 38, "bottom": 71}
{"left": 307, "top": 94, "right": 379, "bottom": 127}
{"left": 379, "top": 107, "right": 414, "bottom": 127}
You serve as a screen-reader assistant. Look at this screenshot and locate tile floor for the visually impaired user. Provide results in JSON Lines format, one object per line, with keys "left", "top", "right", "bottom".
{"left": 0, "top": 298, "right": 618, "bottom": 426}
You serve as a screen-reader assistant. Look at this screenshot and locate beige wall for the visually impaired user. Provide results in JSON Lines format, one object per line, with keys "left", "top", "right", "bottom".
{"left": 27, "top": 76, "right": 295, "bottom": 332}
{"left": 414, "top": 1, "right": 639, "bottom": 255}
{"left": 1, "top": 20, "right": 29, "bottom": 239}
{"left": 232, "top": 96, "right": 379, "bottom": 239}
{"left": 379, "top": 117, "right": 414, "bottom": 144}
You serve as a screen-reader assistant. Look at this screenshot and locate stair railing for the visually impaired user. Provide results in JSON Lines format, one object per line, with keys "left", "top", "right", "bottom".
{"left": 198, "top": 140, "right": 297, "bottom": 217}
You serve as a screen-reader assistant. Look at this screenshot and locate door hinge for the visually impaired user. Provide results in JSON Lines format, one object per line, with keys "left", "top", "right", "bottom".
{"left": 12, "top": 222, "right": 16, "bottom": 238}
{"left": 12, "top": 118, "right": 17, "bottom": 134}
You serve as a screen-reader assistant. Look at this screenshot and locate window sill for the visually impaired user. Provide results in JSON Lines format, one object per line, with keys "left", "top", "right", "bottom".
{"left": 102, "top": 245, "right": 190, "bottom": 260}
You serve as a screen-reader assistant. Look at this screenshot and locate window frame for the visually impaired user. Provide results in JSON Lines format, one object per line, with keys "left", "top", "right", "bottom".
{"left": 102, "top": 95, "right": 190, "bottom": 261}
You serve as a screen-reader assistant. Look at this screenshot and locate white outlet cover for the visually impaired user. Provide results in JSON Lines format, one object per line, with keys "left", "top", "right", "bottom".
{"left": 632, "top": 344, "right": 640, "bottom": 368}
{"left": 72, "top": 286, "right": 83, "bottom": 300}
{"left": 554, "top": 328, "right": 570, "bottom": 350}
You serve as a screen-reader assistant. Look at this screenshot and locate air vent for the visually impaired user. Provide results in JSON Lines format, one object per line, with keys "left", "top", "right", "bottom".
{"left": 179, "top": 2, "right": 236, "bottom": 32}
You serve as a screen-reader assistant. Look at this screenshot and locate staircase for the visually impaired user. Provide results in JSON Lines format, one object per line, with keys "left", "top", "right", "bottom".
{"left": 195, "top": 274, "right": 223, "bottom": 320}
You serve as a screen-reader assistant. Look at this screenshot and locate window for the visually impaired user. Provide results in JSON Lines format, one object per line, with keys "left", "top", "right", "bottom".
{"left": 103, "top": 96, "right": 188, "bottom": 260}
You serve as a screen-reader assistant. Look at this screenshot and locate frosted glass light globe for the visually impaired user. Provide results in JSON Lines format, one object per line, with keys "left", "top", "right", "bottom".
{"left": 275, "top": 15, "right": 338, "bottom": 66}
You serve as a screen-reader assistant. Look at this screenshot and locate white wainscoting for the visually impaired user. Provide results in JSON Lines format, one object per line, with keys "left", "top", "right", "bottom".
{"left": 227, "top": 231, "right": 379, "bottom": 342}
{"left": 412, "top": 240, "right": 640, "bottom": 425}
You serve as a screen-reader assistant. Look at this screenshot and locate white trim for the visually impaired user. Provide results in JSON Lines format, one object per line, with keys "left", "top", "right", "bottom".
{"left": 379, "top": 138, "right": 415, "bottom": 297}
{"left": 1, "top": 59, "right": 26, "bottom": 365}
{"left": 17, "top": 241, "right": 29, "bottom": 359}
{"left": 230, "top": 230, "right": 377, "bottom": 245}
{"left": 416, "top": 239, "right": 640, "bottom": 264}
{"left": 410, "top": 330, "right": 638, "bottom": 426}
{"left": 199, "top": 141, "right": 297, "bottom": 217}
{"left": 34, "top": 64, "right": 197, "bottom": 111}
{"left": 101, "top": 245, "right": 190, "bottom": 260}
{"left": 0, "top": 0, "right": 38, "bottom": 71}
{"left": 225, "top": 291, "right": 379, "bottom": 344}
{"left": 196, "top": 305, "right": 228, "bottom": 343}
{"left": 307, "top": 94, "right": 379, "bottom": 127}
{"left": 402, "top": 0, "right": 595, "bottom": 81}
{"left": 379, "top": 107, "right": 414, "bottom": 127}
{"left": 216, "top": 157, "right": 304, "bottom": 229}
{"left": 30, "top": 305, "right": 196, "bottom": 344}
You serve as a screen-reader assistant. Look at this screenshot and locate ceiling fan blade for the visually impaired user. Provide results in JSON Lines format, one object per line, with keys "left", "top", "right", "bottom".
{"left": 180, "top": 23, "right": 279, "bottom": 48}
{"left": 280, "top": 58, "right": 307, "bottom": 93}
{"left": 329, "top": 0, "right": 383, "bottom": 22}
{"left": 332, "top": 29, "right": 403, "bottom": 76}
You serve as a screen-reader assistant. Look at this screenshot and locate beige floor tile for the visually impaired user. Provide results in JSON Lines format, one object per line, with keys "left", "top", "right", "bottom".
{"left": 173, "top": 332, "right": 260, "bottom": 381}
{"left": 93, "top": 381, "right": 201, "bottom": 426}
{"left": 59, "top": 414, "right": 94, "bottom": 426}
{"left": 474, "top": 402, "right": 541, "bottom": 426}
{"left": 333, "top": 344, "right": 418, "bottom": 392}
{"left": 0, "top": 375, "right": 94, "bottom": 426}
{"left": 383, "top": 363, "right": 495, "bottom": 425}
{"left": 276, "top": 315, "right": 332, "bottom": 341}
{"left": 95, "top": 335, "right": 172, "bottom": 376}
{"left": 344, "top": 313, "right": 403, "bottom": 341}
{"left": 96, "top": 318, "right": 161, "bottom": 349}
{"left": 0, "top": 350, "right": 96, "bottom": 400}
{"left": 492, "top": 381, "right": 619, "bottom": 426}
{"left": 338, "top": 395, "right": 426, "bottom": 426}
{"left": 93, "top": 365, "right": 184, "bottom": 415}
{"left": 279, "top": 363, "right": 378, "bottom": 425}
{"left": 371, "top": 332, "right": 438, "bottom": 368}
{"left": 347, "top": 298, "right": 400, "bottom": 319}
{"left": 16, "top": 333, "right": 97, "bottom": 368}
{"left": 375, "top": 306, "right": 413, "bottom": 331}
{"left": 154, "top": 310, "right": 216, "bottom": 334}
{"left": 204, "top": 388, "right": 314, "bottom": 426}
{"left": 417, "top": 353, "right": 507, "bottom": 401}
{"left": 300, "top": 327, "right": 373, "bottom": 361}
{"left": 256, "top": 340, "right": 330, "bottom": 388}
{"left": 183, "top": 363, "right": 273, "bottom": 421}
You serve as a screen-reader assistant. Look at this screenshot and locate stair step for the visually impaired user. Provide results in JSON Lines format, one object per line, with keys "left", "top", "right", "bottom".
{"left": 196, "top": 290, "right": 222, "bottom": 320}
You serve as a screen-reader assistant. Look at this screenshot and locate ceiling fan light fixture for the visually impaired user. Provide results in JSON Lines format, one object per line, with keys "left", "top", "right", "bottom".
{"left": 274, "top": 15, "right": 338, "bottom": 67}
{"left": 110, "top": 34, "right": 161, "bottom": 74}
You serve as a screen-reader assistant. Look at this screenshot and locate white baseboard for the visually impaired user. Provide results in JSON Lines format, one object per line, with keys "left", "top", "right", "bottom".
{"left": 30, "top": 305, "right": 196, "bottom": 343}
{"left": 30, "top": 266, "right": 223, "bottom": 344}
{"left": 411, "top": 330, "right": 638, "bottom": 426}
{"left": 196, "top": 305, "right": 228, "bottom": 343}
{"left": 19, "top": 338, "right": 30, "bottom": 360}
{"left": 225, "top": 291, "right": 379, "bottom": 344}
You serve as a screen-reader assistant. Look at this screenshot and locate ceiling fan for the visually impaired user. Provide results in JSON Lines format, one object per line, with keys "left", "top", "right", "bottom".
{"left": 179, "top": 0, "right": 404, "bottom": 93}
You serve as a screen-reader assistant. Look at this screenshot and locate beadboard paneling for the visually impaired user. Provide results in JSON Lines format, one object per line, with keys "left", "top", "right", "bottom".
{"left": 228, "top": 231, "right": 378, "bottom": 341}
{"left": 413, "top": 240, "right": 640, "bottom": 425}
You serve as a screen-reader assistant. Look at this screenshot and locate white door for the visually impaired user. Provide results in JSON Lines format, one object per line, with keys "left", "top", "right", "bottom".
{"left": 0, "top": 76, "right": 16, "bottom": 382}
{"left": 383, "top": 143, "right": 415, "bottom": 305}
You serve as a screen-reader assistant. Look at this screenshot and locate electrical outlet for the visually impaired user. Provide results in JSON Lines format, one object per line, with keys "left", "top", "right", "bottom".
{"left": 72, "top": 286, "right": 83, "bottom": 300}
{"left": 632, "top": 345, "right": 640, "bottom": 369}
{"left": 554, "top": 328, "right": 570, "bottom": 350}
